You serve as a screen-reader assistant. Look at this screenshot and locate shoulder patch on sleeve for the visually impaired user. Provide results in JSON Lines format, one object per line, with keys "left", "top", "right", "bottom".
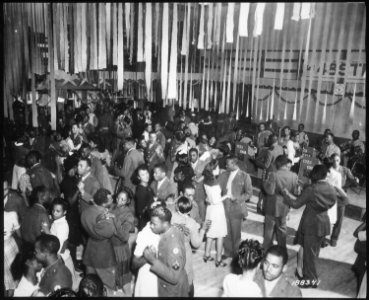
{"left": 173, "top": 247, "right": 179, "bottom": 255}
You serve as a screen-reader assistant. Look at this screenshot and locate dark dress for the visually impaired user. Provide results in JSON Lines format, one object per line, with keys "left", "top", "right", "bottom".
{"left": 134, "top": 184, "right": 154, "bottom": 230}
{"left": 173, "top": 164, "right": 195, "bottom": 194}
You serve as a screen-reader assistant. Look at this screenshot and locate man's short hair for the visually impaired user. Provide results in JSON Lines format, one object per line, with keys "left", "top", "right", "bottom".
{"left": 189, "top": 147, "right": 199, "bottom": 155}
{"left": 275, "top": 155, "right": 290, "bottom": 170}
{"left": 79, "top": 157, "right": 92, "bottom": 167}
{"left": 124, "top": 137, "right": 136, "bottom": 145}
{"left": 30, "top": 185, "right": 50, "bottom": 206}
{"left": 310, "top": 164, "right": 328, "bottom": 183}
{"left": 93, "top": 188, "right": 111, "bottom": 206}
{"left": 26, "top": 150, "right": 42, "bottom": 167}
{"left": 326, "top": 132, "right": 335, "bottom": 140}
{"left": 182, "top": 183, "right": 195, "bottom": 192}
{"left": 150, "top": 206, "right": 172, "bottom": 223}
{"left": 176, "top": 196, "right": 192, "bottom": 214}
{"left": 80, "top": 143, "right": 91, "bottom": 151}
{"left": 35, "top": 234, "right": 60, "bottom": 255}
{"left": 268, "top": 134, "right": 278, "bottom": 144}
{"left": 153, "top": 163, "right": 167, "bottom": 174}
{"left": 265, "top": 245, "right": 288, "bottom": 265}
{"left": 225, "top": 155, "right": 238, "bottom": 164}
{"left": 298, "top": 123, "right": 305, "bottom": 129}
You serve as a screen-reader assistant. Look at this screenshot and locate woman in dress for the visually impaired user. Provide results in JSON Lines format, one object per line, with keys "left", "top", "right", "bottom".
{"left": 202, "top": 159, "right": 228, "bottom": 267}
{"left": 222, "top": 239, "right": 263, "bottom": 297}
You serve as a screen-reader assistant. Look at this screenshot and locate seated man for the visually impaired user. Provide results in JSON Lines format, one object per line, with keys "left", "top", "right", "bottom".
{"left": 254, "top": 245, "right": 302, "bottom": 297}
{"left": 341, "top": 130, "right": 365, "bottom": 168}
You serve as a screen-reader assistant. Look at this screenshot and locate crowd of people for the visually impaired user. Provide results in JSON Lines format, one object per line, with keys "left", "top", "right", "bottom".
{"left": 3, "top": 96, "right": 366, "bottom": 297}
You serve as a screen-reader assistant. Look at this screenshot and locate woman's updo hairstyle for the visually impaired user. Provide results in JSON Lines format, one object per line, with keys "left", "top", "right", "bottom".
{"left": 237, "top": 239, "right": 264, "bottom": 271}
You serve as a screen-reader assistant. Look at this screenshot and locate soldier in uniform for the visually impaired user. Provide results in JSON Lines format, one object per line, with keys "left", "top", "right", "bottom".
{"left": 143, "top": 206, "right": 189, "bottom": 297}
{"left": 146, "top": 132, "right": 165, "bottom": 172}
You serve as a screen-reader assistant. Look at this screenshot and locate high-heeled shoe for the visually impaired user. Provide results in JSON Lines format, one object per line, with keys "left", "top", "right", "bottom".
{"left": 203, "top": 256, "right": 214, "bottom": 263}
{"left": 295, "top": 269, "right": 303, "bottom": 280}
{"left": 215, "top": 260, "right": 227, "bottom": 267}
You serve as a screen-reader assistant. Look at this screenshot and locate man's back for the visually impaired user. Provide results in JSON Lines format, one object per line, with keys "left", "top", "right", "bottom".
{"left": 39, "top": 258, "right": 72, "bottom": 296}
{"left": 21, "top": 204, "right": 49, "bottom": 244}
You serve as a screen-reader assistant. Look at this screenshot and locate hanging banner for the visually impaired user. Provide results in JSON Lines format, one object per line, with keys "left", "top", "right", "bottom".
{"left": 137, "top": 3, "right": 144, "bottom": 62}
{"left": 253, "top": 3, "right": 266, "bottom": 37}
{"left": 226, "top": 3, "right": 234, "bottom": 43}
{"left": 117, "top": 3, "right": 124, "bottom": 91}
{"left": 183, "top": 3, "right": 191, "bottom": 109}
{"left": 291, "top": 3, "right": 301, "bottom": 21}
{"left": 105, "top": 3, "right": 111, "bottom": 65}
{"left": 125, "top": 3, "right": 131, "bottom": 51}
{"left": 145, "top": 3, "right": 152, "bottom": 99}
{"left": 112, "top": 3, "right": 117, "bottom": 66}
{"left": 274, "top": 3, "right": 285, "bottom": 30}
{"left": 239, "top": 3, "right": 250, "bottom": 37}
{"left": 167, "top": 3, "right": 178, "bottom": 100}
{"left": 198, "top": 4, "right": 205, "bottom": 49}
{"left": 207, "top": 3, "right": 213, "bottom": 49}
{"left": 161, "top": 3, "right": 169, "bottom": 100}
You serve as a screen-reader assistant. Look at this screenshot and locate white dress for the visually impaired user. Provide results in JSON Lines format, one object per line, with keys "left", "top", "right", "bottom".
{"left": 222, "top": 274, "right": 263, "bottom": 297}
{"left": 134, "top": 222, "right": 161, "bottom": 297}
{"left": 326, "top": 169, "right": 341, "bottom": 224}
{"left": 204, "top": 184, "right": 227, "bottom": 239}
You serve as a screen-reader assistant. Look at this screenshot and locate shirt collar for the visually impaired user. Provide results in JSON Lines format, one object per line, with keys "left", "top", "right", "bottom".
{"left": 53, "top": 216, "right": 66, "bottom": 223}
{"left": 81, "top": 172, "right": 91, "bottom": 182}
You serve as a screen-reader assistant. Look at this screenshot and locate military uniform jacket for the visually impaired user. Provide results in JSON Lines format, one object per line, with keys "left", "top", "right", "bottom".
{"left": 150, "top": 177, "right": 178, "bottom": 200}
{"left": 150, "top": 226, "right": 189, "bottom": 297}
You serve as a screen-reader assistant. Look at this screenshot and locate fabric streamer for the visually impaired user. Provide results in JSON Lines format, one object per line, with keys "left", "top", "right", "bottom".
{"left": 137, "top": 3, "right": 144, "bottom": 62}
{"left": 183, "top": 3, "right": 191, "bottom": 109}
{"left": 205, "top": 54, "right": 211, "bottom": 111}
{"left": 274, "top": 3, "right": 285, "bottom": 30}
{"left": 112, "top": 3, "right": 117, "bottom": 66}
{"left": 105, "top": 3, "right": 111, "bottom": 65}
{"left": 117, "top": 3, "right": 124, "bottom": 91}
{"left": 63, "top": 5, "right": 69, "bottom": 73}
{"left": 253, "top": 3, "right": 266, "bottom": 37}
{"left": 167, "top": 3, "right": 178, "bottom": 100}
{"left": 181, "top": 4, "right": 187, "bottom": 56}
{"left": 239, "top": 3, "right": 250, "bottom": 37}
{"left": 300, "top": 3, "right": 311, "bottom": 20}
{"left": 145, "top": 3, "right": 152, "bottom": 100}
{"left": 207, "top": 3, "right": 213, "bottom": 49}
{"left": 49, "top": 4, "right": 56, "bottom": 130}
{"left": 59, "top": 4, "right": 65, "bottom": 70}
{"left": 291, "top": 3, "right": 301, "bottom": 21}
{"left": 130, "top": 4, "right": 134, "bottom": 64}
{"left": 90, "top": 3, "right": 98, "bottom": 70}
{"left": 154, "top": 3, "right": 160, "bottom": 57}
{"left": 161, "top": 3, "right": 169, "bottom": 100}
{"left": 349, "top": 84, "right": 356, "bottom": 119}
{"left": 292, "top": 89, "right": 298, "bottom": 120}
{"left": 232, "top": 34, "right": 240, "bottom": 111}
{"left": 125, "top": 3, "right": 131, "bottom": 51}
{"left": 226, "top": 48, "right": 232, "bottom": 114}
{"left": 53, "top": 4, "right": 59, "bottom": 71}
{"left": 226, "top": 3, "right": 235, "bottom": 43}
{"left": 98, "top": 3, "right": 107, "bottom": 69}
{"left": 81, "top": 3, "right": 87, "bottom": 71}
{"left": 321, "top": 90, "right": 328, "bottom": 124}
{"left": 198, "top": 4, "right": 205, "bottom": 49}
{"left": 200, "top": 52, "right": 206, "bottom": 109}
{"left": 214, "top": 3, "right": 222, "bottom": 46}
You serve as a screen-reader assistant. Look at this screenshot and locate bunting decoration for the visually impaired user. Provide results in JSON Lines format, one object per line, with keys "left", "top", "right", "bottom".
{"left": 167, "top": 3, "right": 178, "bottom": 100}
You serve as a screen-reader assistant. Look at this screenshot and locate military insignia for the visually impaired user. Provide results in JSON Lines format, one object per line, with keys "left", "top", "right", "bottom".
{"left": 173, "top": 247, "right": 179, "bottom": 255}
{"left": 172, "top": 261, "right": 180, "bottom": 270}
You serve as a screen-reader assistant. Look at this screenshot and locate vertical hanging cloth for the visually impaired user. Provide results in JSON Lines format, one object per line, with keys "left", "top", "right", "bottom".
{"left": 225, "top": 49, "right": 232, "bottom": 114}
{"left": 239, "top": 3, "right": 250, "bottom": 37}
{"left": 181, "top": 4, "right": 187, "bottom": 55}
{"left": 291, "top": 3, "right": 301, "bottom": 21}
{"left": 98, "top": 3, "right": 107, "bottom": 69}
{"left": 53, "top": 4, "right": 60, "bottom": 71}
{"left": 183, "top": 3, "right": 191, "bottom": 109}
{"left": 105, "top": 3, "right": 111, "bottom": 66}
{"left": 226, "top": 3, "right": 235, "bottom": 43}
{"left": 253, "top": 3, "right": 266, "bottom": 37}
{"left": 167, "top": 3, "right": 178, "bottom": 100}
{"left": 125, "top": 3, "right": 131, "bottom": 51}
{"left": 207, "top": 3, "right": 213, "bottom": 49}
{"left": 274, "top": 3, "right": 285, "bottom": 30}
{"left": 59, "top": 4, "right": 65, "bottom": 71}
{"left": 205, "top": 54, "right": 211, "bottom": 111}
{"left": 145, "top": 3, "right": 152, "bottom": 100}
{"left": 90, "top": 3, "right": 98, "bottom": 70}
{"left": 74, "top": 4, "right": 81, "bottom": 73}
{"left": 154, "top": 3, "right": 160, "bottom": 57}
{"left": 200, "top": 52, "right": 206, "bottom": 109}
{"left": 112, "top": 3, "right": 117, "bottom": 66}
{"left": 214, "top": 3, "right": 222, "bottom": 46}
{"left": 198, "top": 4, "right": 205, "bottom": 49}
{"left": 349, "top": 84, "right": 356, "bottom": 119}
{"left": 137, "top": 3, "right": 144, "bottom": 62}
{"left": 129, "top": 4, "right": 135, "bottom": 64}
{"left": 81, "top": 3, "right": 88, "bottom": 71}
{"left": 270, "top": 80, "right": 275, "bottom": 119}
{"left": 117, "top": 3, "right": 124, "bottom": 91}
{"left": 161, "top": 3, "right": 169, "bottom": 101}
{"left": 232, "top": 34, "right": 240, "bottom": 112}
{"left": 63, "top": 5, "right": 69, "bottom": 73}
{"left": 49, "top": 3, "right": 57, "bottom": 130}
{"left": 300, "top": 3, "right": 311, "bottom": 20}
{"left": 321, "top": 89, "right": 328, "bottom": 124}
{"left": 292, "top": 89, "right": 298, "bottom": 120}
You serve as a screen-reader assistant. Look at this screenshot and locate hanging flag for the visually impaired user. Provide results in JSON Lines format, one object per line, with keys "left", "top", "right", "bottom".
{"left": 125, "top": 3, "right": 131, "bottom": 51}
{"left": 117, "top": 3, "right": 124, "bottom": 90}
{"left": 167, "top": 3, "right": 178, "bottom": 99}
{"left": 291, "top": 3, "right": 301, "bottom": 21}
{"left": 161, "top": 3, "right": 169, "bottom": 100}
{"left": 253, "top": 3, "right": 266, "bottom": 37}
{"left": 239, "top": 3, "right": 250, "bottom": 37}
{"left": 226, "top": 3, "right": 235, "bottom": 43}
{"left": 274, "top": 3, "right": 285, "bottom": 30}
{"left": 349, "top": 84, "right": 356, "bottom": 119}
{"left": 198, "top": 4, "right": 205, "bottom": 49}
{"left": 207, "top": 3, "right": 213, "bottom": 49}
{"left": 300, "top": 3, "right": 311, "bottom": 20}
{"left": 145, "top": 3, "right": 152, "bottom": 99}
{"left": 137, "top": 3, "right": 144, "bottom": 62}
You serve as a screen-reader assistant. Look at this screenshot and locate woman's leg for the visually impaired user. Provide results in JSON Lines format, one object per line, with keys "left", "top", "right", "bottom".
{"left": 297, "top": 247, "right": 303, "bottom": 277}
{"left": 204, "top": 237, "right": 213, "bottom": 257}
{"left": 216, "top": 237, "right": 224, "bottom": 262}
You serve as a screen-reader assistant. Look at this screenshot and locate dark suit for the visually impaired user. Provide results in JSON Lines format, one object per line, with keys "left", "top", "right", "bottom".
{"left": 262, "top": 169, "right": 299, "bottom": 250}
{"left": 79, "top": 173, "right": 101, "bottom": 213}
{"left": 150, "top": 226, "right": 189, "bottom": 297}
{"left": 219, "top": 169, "right": 253, "bottom": 257}
{"left": 254, "top": 268, "right": 302, "bottom": 297}
{"left": 285, "top": 181, "right": 337, "bottom": 281}
{"left": 28, "top": 163, "right": 57, "bottom": 195}
{"left": 81, "top": 204, "right": 117, "bottom": 290}
{"left": 192, "top": 160, "right": 207, "bottom": 222}
{"left": 255, "top": 143, "right": 284, "bottom": 178}
{"left": 150, "top": 177, "right": 178, "bottom": 200}
{"left": 116, "top": 148, "right": 144, "bottom": 193}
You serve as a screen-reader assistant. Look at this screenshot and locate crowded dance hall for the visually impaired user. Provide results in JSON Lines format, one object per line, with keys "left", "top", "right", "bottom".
{"left": 3, "top": 2, "right": 367, "bottom": 298}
